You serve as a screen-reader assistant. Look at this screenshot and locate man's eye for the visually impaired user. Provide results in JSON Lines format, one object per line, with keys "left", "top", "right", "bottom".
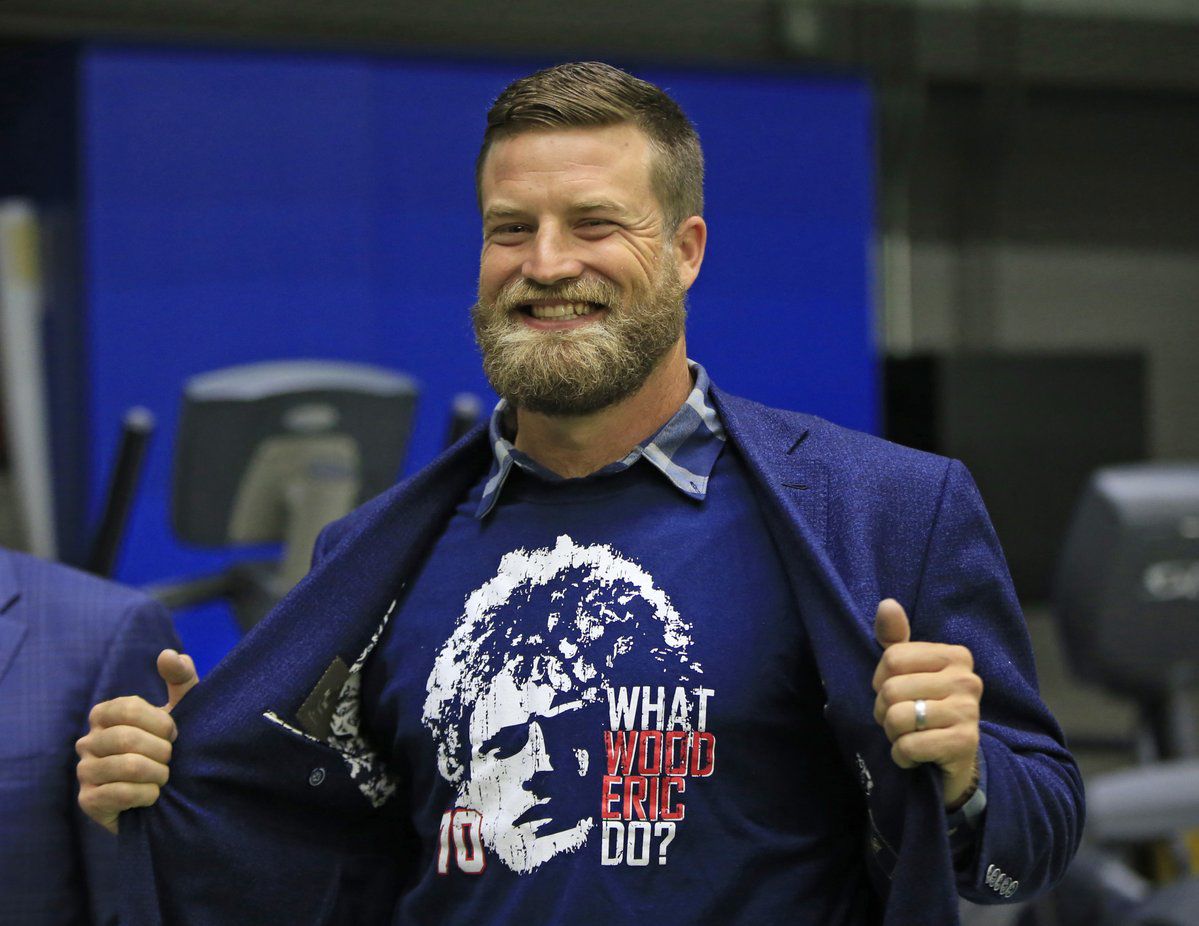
{"left": 576, "top": 219, "right": 616, "bottom": 239}
{"left": 488, "top": 225, "right": 531, "bottom": 243}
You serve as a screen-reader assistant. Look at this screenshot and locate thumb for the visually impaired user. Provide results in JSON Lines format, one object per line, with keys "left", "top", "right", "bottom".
{"left": 157, "top": 648, "right": 199, "bottom": 712}
{"left": 874, "top": 598, "right": 911, "bottom": 649}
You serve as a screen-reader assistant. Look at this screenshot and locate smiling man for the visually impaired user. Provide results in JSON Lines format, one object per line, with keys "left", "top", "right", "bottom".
{"left": 471, "top": 120, "right": 696, "bottom": 424}
{"left": 78, "top": 62, "right": 1082, "bottom": 925}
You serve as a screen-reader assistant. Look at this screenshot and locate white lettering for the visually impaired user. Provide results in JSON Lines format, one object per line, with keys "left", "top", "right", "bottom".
{"left": 694, "top": 688, "right": 715, "bottom": 731}
{"left": 601, "top": 821, "right": 625, "bottom": 865}
{"left": 640, "top": 686, "right": 666, "bottom": 729}
{"left": 667, "top": 687, "right": 691, "bottom": 729}
{"left": 607, "top": 686, "right": 641, "bottom": 730}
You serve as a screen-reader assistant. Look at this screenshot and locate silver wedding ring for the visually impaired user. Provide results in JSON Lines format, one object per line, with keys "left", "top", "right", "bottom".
{"left": 914, "top": 698, "right": 928, "bottom": 731}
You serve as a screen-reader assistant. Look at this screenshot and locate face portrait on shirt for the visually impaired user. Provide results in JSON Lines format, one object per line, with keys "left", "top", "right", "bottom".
{"left": 460, "top": 660, "right": 596, "bottom": 872}
{"left": 423, "top": 535, "right": 700, "bottom": 874}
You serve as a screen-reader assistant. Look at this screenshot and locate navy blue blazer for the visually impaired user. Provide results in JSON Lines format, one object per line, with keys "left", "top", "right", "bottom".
{"left": 121, "top": 390, "right": 1083, "bottom": 925}
{"left": 0, "top": 548, "right": 179, "bottom": 926}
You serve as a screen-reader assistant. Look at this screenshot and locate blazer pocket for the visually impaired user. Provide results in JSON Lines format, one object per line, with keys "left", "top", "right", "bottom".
{"left": 259, "top": 710, "right": 400, "bottom": 812}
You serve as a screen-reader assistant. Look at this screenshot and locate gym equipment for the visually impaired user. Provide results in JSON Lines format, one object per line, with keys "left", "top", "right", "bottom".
{"left": 1057, "top": 464, "right": 1199, "bottom": 760}
{"left": 1040, "top": 463, "right": 1199, "bottom": 925}
{"left": 445, "top": 392, "right": 483, "bottom": 448}
{"left": 148, "top": 360, "right": 418, "bottom": 631}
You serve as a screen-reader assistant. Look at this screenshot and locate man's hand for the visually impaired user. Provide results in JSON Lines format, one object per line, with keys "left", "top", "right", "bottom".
{"left": 871, "top": 599, "right": 982, "bottom": 809}
{"left": 77, "top": 649, "right": 199, "bottom": 834}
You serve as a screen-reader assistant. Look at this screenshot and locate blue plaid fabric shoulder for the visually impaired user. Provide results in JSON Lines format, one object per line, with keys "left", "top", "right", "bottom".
{"left": 475, "top": 360, "right": 727, "bottom": 519}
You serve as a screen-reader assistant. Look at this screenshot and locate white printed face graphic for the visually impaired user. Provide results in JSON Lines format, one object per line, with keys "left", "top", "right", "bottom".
{"left": 423, "top": 535, "right": 699, "bottom": 874}
{"left": 460, "top": 668, "right": 590, "bottom": 871}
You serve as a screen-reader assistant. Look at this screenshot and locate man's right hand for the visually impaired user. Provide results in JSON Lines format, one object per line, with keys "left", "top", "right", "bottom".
{"left": 76, "top": 649, "right": 199, "bottom": 834}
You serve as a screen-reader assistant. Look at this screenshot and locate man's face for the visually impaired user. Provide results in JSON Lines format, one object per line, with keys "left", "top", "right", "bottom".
{"left": 460, "top": 665, "right": 595, "bottom": 874}
{"left": 472, "top": 124, "right": 688, "bottom": 416}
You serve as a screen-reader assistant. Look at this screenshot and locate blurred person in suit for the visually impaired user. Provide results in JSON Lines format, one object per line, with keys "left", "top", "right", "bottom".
{"left": 0, "top": 546, "right": 181, "bottom": 926}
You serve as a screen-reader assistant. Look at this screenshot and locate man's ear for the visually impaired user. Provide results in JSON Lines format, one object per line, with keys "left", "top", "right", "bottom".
{"left": 673, "top": 216, "right": 707, "bottom": 290}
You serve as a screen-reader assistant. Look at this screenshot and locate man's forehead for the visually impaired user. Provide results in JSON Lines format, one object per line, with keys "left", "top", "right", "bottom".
{"left": 478, "top": 125, "right": 657, "bottom": 202}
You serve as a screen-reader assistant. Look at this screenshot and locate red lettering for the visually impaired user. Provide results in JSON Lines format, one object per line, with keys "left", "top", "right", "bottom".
{"left": 604, "top": 730, "right": 710, "bottom": 827}
{"left": 604, "top": 730, "right": 639, "bottom": 775}
{"left": 662, "top": 777, "right": 687, "bottom": 820}
{"left": 601, "top": 776, "right": 623, "bottom": 819}
{"left": 664, "top": 731, "right": 689, "bottom": 775}
{"left": 645, "top": 775, "right": 660, "bottom": 821}
{"left": 690, "top": 733, "right": 716, "bottom": 777}
{"left": 638, "top": 730, "right": 664, "bottom": 775}
{"left": 624, "top": 775, "right": 648, "bottom": 821}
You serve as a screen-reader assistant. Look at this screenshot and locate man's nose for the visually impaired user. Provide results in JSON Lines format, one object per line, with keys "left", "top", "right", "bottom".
{"left": 521, "top": 227, "right": 583, "bottom": 286}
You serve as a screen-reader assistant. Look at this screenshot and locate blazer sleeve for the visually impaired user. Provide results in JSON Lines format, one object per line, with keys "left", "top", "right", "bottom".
{"left": 910, "top": 459, "right": 1084, "bottom": 904}
{"left": 77, "top": 595, "right": 181, "bottom": 926}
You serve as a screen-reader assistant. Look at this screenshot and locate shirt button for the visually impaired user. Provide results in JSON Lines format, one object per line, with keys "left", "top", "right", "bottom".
{"left": 309, "top": 767, "right": 326, "bottom": 787}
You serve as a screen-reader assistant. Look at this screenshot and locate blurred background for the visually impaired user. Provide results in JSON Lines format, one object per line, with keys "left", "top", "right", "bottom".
{"left": 1, "top": 2, "right": 1197, "bottom": 920}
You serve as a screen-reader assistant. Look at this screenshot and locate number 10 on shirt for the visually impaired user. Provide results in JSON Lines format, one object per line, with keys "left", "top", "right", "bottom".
{"left": 437, "top": 808, "right": 486, "bottom": 875}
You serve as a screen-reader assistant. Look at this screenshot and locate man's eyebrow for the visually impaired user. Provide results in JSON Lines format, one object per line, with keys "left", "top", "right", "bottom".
{"left": 482, "top": 205, "right": 527, "bottom": 222}
{"left": 572, "top": 199, "right": 628, "bottom": 215}
{"left": 483, "top": 200, "right": 630, "bottom": 222}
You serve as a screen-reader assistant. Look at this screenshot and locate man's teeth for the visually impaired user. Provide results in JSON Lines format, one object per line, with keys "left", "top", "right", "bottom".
{"left": 528, "top": 302, "right": 597, "bottom": 319}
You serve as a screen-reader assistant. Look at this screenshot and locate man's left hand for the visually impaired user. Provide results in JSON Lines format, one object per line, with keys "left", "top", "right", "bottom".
{"left": 872, "top": 598, "right": 982, "bottom": 809}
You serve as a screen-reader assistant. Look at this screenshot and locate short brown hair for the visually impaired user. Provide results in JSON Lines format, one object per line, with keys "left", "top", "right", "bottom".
{"left": 476, "top": 61, "right": 704, "bottom": 233}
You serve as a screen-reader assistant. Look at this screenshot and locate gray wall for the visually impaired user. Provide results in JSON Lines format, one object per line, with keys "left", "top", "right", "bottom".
{"left": 900, "top": 84, "right": 1199, "bottom": 459}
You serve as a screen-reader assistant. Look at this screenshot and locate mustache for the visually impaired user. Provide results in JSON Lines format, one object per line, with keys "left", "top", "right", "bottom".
{"left": 490, "top": 278, "right": 621, "bottom": 313}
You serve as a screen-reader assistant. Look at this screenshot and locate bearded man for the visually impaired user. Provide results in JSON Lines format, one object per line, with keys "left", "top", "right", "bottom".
{"left": 77, "top": 62, "right": 1081, "bottom": 925}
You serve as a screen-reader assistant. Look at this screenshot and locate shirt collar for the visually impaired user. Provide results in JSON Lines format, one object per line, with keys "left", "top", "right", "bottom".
{"left": 475, "top": 360, "right": 726, "bottom": 519}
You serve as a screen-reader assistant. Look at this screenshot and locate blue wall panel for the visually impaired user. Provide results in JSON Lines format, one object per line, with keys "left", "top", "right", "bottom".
{"left": 82, "top": 47, "right": 875, "bottom": 672}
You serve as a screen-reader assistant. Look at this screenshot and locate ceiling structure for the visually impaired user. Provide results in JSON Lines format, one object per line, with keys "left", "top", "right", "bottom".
{"left": 1, "top": 0, "right": 1197, "bottom": 93}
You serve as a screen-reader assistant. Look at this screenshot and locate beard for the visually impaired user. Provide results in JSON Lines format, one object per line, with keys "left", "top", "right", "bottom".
{"left": 471, "top": 258, "right": 687, "bottom": 417}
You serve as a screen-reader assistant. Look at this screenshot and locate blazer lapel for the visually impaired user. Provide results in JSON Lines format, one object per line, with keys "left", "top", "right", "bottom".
{"left": 711, "top": 388, "right": 876, "bottom": 667}
{"left": 0, "top": 553, "right": 27, "bottom": 686}
{"left": 711, "top": 390, "right": 959, "bottom": 925}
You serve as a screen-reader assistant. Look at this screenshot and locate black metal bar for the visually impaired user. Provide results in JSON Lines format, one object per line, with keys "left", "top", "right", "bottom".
{"left": 86, "top": 406, "right": 154, "bottom": 577}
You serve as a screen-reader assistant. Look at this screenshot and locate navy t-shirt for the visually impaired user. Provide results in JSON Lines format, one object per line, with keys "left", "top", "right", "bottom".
{"left": 361, "top": 445, "right": 877, "bottom": 923}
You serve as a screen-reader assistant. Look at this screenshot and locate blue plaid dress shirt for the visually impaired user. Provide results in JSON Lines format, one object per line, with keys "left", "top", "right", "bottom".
{"left": 475, "top": 360, "right": 726, "bottom": 519}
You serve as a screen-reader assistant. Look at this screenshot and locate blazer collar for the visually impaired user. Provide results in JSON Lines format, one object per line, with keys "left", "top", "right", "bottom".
{"left": 709, "top": 386, "right": 860, "bottom": 618}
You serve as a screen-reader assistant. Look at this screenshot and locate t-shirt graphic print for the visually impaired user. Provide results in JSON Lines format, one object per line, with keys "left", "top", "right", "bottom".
{"left": 422, "top": 534, "right": 716, "bottom": 876}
